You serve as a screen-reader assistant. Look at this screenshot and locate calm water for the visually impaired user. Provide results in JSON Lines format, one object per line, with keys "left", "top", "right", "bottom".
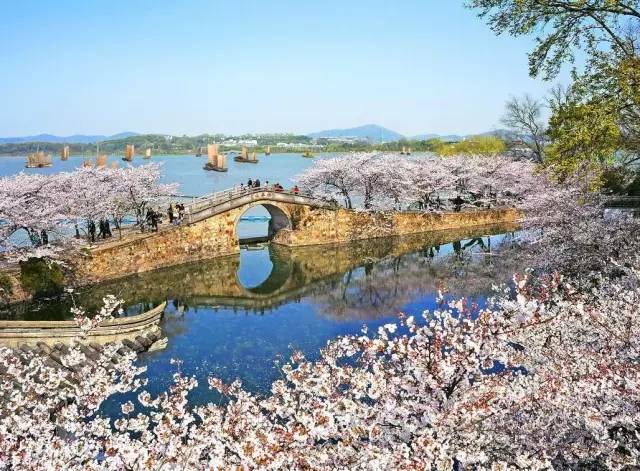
{"left": 4, "top": 226, "right": 519, "bottom": 407}
{"left": 0, "top": 154, "right": 519, "bottom": 409}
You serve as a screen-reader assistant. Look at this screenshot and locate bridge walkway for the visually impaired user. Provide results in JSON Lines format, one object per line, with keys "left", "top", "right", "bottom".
{"left": 181, "top": 186, "right": 335, "bottom": 225}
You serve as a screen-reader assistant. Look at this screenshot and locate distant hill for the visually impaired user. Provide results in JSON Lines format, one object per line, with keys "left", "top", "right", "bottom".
{"left": 410, "top": 129, "right": 516, "bottom": 142}
{"left": 308, "top": 124, "right": 404, "bottom": 143}
{"left": 0, "top": 132, "right": 138, "bottom": 144}
{"left": 411, "top": 133, "right": 464, "bottom": 142}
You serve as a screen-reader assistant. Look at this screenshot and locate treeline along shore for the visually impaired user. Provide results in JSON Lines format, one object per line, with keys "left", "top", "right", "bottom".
{"left": 0, "top": 133, "right": 510, "bottom": 156}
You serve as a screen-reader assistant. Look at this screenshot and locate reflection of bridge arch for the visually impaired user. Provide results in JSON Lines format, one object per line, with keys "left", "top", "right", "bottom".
{"left": 235, "top": 245, "right": 294, "bottom": 295}
{"left": 234, "top": 202, "right": 292, "bottom": 242}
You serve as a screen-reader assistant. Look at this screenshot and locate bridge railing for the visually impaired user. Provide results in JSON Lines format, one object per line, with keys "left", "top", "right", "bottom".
{"left": 181, "top": 186, "right": 324, "bottom": 221}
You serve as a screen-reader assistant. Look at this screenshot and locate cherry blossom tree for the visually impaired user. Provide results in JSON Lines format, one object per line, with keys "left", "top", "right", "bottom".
{"left": 294, "top": 155, "right": 361, "bottom": 208}
{"left": 0, "top": 163, "right": 178, "bottom": 255}
{"left": 1, "top": 257, "right": 638, "bottom": 469}
{"left": 296, "top": 152, "right": 542, "bottom": 212}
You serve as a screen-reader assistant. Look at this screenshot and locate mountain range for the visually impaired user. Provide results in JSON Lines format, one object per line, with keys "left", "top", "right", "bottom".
{"left": 0, "top": 132, "right": 138, "bottom": 144}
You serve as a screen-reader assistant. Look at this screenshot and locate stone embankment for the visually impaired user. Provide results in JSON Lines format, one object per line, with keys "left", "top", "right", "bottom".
{"left": 0, "top": 302, "right": 167, "bottom": 350}
{"left": 79, "top": 199, "right": 518, "bottom": 283}
{"left": 272, "top": 207, "right": 519, "bottom": 246}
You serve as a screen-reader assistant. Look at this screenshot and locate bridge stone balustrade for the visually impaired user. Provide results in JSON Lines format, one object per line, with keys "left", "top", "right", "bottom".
{"left": 76, "top": 187, "right": 519, "bottom": 283}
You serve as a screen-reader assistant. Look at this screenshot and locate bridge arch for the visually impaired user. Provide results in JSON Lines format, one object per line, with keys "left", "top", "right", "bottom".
{"left": 234, "top": 201, "right": 292, "bottom": 242}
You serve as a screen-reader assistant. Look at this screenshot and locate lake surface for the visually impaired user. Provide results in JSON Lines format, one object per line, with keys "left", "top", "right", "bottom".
{"left": 4, "top": 225, "right": 519, "bottom": 407}
{"left": 0, "top": 154, "right": 519, "bottom": 408}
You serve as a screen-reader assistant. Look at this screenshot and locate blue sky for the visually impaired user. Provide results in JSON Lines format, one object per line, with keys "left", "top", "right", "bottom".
{"left": 0, "top": 0, "right": 569, "bottom": 137}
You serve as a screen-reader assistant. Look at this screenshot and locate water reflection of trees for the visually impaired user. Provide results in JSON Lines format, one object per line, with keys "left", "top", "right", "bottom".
{"left": 308, "top": 233, "right": 520, "bottom": 321}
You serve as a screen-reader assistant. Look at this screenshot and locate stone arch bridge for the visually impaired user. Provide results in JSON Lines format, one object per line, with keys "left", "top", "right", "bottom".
{"left": 80, "top": 186, "right": 518, "bottom": 283}
{"left": 82, "top": 187, "right": 337, "bottom": 282}
{"left": 181, "top": 187, "right": 334, "bottom": 241}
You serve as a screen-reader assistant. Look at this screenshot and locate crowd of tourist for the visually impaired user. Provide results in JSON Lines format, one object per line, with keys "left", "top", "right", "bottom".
{"left": 238, "top": 178, "right": 299, "bottom": 194}
{"left": 139, "top": 202, "right": 187, "bottom": 233}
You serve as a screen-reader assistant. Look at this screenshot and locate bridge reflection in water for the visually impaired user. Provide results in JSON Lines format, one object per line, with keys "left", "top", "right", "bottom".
{"left": 63, "top": 222, "right": 519, "bottom": 317}
{"left": 2, "top": 223, "right": 519, "bottom": 323}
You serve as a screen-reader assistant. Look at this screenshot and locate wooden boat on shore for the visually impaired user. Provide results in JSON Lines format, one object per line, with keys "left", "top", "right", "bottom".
{"left": 234, "top": 146, "right": 259, "bottom": 164}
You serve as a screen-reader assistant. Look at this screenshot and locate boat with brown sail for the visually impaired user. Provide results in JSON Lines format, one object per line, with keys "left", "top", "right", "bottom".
{"left": 25, "top": 151, "right": 53, "bottom": 168}
{"left": 203, "top": 144, "right": 228, "bottom": 172}
{"left": 234, "top": 146, "right": 259, "bottom": 163}
{"left": 122, "top": 144, "right": 135, "bottom": 162}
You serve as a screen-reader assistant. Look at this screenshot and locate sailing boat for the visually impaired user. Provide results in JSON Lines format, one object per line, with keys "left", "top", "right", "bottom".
{"left": 234, "top": 145, "right": 259, "bottom": 163}
{"left": 400, "top": 146, "right": 406, "bottom": 155}
{"left": 406, "top": 146, "right": 412, "bottom": 155}
{"left": 26, "top": 147, "right": 52, "bottom": 168}
{"left": 122, "top": 144, "right": 134, "bottom": 162}
{"left": 302, "top": 150, "right": 314, "bottom": 158}
{"left": 96, "top": 154, "right": 108, "bottom": 168}
{"left": 143, "top": 148, "right": 152, "bottom": 159}
{"left": 25, "top": 153, "right": 37, "bottom": 168}
{"left": 60, "top": 145, "right": 70, "bottom": 161}
{"left": 203, "top": 144, "right": 228, "bottom": 172}
{"left": 265, "top": 146, "right": 271, "bottom": 156}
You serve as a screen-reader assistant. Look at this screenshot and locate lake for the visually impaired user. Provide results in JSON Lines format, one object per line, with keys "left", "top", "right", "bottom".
{"left": 0, "top": 154, "right": 519, "bottom": 407}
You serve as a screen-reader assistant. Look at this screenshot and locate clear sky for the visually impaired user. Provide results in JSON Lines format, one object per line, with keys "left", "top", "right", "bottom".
{"left": 0, "top": 0, "right": 568, "bottom": 137}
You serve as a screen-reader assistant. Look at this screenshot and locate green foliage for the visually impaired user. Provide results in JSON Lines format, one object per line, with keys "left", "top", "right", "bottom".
{"left": 433, "top": 135, "right": 506, "bottom": 156}
{"left": 466, "top": 0, "right": 640, "bottom": 80}
{"left": 469, "top": 0, "right": 640, "bottom": 168}
{"left": 19, "top": 258, "right": 65, "bottom": 298}
{"left": 0, "top": 273, "right": 13, "bottom": 304}
{"left": 600, "top": 166, "right": 638, "bottom": 195}
{"left": 627, "top": 174, "right": 640, "bottom": 196}
{"left": 545, "top": 99, "right": 621, "bottom": 179}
